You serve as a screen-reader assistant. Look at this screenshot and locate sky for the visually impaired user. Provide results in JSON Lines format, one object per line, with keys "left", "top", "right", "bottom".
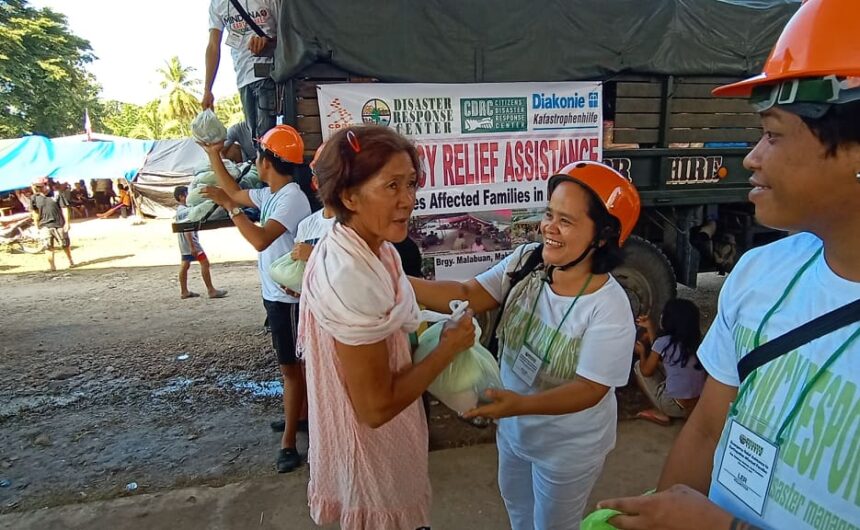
{"left": 30, "top": 0, "right": 239, "bottom": 105}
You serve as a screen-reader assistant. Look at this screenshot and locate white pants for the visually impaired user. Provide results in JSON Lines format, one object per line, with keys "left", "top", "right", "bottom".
{"left": 497, "top": 433, "right": 605, "bottom": 530}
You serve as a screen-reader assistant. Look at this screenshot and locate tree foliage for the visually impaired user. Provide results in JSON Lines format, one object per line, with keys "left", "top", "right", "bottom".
{"left": 98, "top": 58, "right": 242, "bottom": 140}
{"left": 100, "top": 100, "right": 142, "bottom": 138}
{"left": 0, "top": 0, "right": 103, "bottom": 137}
{"left": 129, "top": 101, "right": 169, "bottom": 140}
{"left": 215, "top": 93, "right": 245, "bottom": 128}
{"left": 0, "top": 2, "right": 242, "bottom": 141}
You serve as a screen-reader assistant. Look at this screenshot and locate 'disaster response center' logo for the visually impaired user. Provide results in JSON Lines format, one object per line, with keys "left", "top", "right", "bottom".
{"left": 361, "top": 99, "right": 391, "bottom": 126}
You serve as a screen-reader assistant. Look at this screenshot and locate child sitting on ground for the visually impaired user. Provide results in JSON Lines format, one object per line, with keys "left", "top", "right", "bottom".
{"left": 174, "top": 186, "right": 227, "bottom": 300}
{"left": 633, "top": 298, "right": 706, "bottom": 425}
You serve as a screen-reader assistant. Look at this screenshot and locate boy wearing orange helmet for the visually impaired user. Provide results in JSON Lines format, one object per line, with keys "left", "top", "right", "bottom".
{"left": 200, "top": 125, "right": 312, "bottom": 473}
{"left": 601, "top": 1, "right": 860, "bottom": 528}
{"left": 412, "top": 161, "right": 642, "bottom": 528}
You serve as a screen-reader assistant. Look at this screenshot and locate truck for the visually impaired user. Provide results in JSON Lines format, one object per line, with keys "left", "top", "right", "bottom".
{"left": 268, "top": 0, "right": 801, "bottom": 318}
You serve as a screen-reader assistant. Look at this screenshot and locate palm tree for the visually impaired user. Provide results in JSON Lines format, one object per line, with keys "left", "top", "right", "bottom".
{"left": 157, "top": 56, "right": 201, "bottom": 132}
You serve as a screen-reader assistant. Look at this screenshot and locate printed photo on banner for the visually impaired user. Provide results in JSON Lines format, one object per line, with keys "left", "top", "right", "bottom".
{"left": 411, "top": 211, "right": 513, "bottom": 255}
{"left": 412, "top": 209, "right": 544, "bottom": 281}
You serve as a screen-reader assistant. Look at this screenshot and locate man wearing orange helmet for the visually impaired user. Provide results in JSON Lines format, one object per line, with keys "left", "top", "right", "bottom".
{"left": 600, "top": 1, "right": 860, "bottom": 528}
{"left": 200, "top": 124, "right": 312, "bottom": 474}
{"left": 411, "top": 161, "right": 641, "bottom": 528}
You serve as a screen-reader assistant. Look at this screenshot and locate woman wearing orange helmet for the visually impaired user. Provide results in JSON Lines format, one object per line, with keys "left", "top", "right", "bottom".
{"left": 411, "top": 161, "right": 641, "bottom": 528}
{"left": 600, "top": 1, "right": 860, "bottom": 528}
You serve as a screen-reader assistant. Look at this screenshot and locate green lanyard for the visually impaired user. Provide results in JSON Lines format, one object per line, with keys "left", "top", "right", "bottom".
{"left": 522, "top": 274, "right": 593, "bottom": 363}
{"left": 731, "top": 247, "right": 860, "bottom": 444}
{"left": 260, "top": 186, "right": 286, "bottom": 224}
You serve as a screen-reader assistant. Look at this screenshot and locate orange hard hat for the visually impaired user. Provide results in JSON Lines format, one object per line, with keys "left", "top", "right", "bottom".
{"left": 548, "top": 161, "right": 641, "bottom": 245}
{"left": 257, "top": 125, "right": 304, "bottom": 164}
{"left": 714, "top": 0, "right": 860, "bottom": 98}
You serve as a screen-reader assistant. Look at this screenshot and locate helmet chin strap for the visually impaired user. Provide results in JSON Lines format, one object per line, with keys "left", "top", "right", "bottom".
{"left": 543, "top": 241, "right": 598, "bottom": 284}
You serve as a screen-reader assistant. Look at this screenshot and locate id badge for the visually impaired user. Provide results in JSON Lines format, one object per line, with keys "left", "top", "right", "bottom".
{"left": 225, "top": 30, "right": 242, "bottom": 49}
{"left": 512, "top": 343, "right": 544, "bottom": 387}
{"left": 716, "top": 419, "right": 779, "bottom": 516}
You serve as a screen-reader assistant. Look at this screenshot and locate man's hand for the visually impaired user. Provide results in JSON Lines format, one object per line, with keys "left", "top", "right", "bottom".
{"left": 291, "top": 242, "right": 313, "bottom": 262}
{"left": 200, "top": 186, "right": 234, "bottom": 209}
{"left": 598, "top": 484, "right": 735, "bottom": 530}
{"left": 248, "top": 36, "right": 271, "bottom": 55}
{"left": 201, "top": 90, "right": 215, "bottom": 110}
{"left": 198, "top": 140, "right": 225, "bottom": 158}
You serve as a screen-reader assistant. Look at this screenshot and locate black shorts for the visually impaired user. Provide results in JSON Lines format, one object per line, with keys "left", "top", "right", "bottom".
{"left": 263, "top": 300, "right": 300, "bottom": 365}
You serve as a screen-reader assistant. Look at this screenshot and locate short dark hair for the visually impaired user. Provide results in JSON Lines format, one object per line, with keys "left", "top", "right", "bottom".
{"left": 173, "top": 186, "right": 188, "bottom": 201}
{"left": 799, "top": 100, "right": 860, "bottom": 157}
{"left": 259, "top": 148, "right": 297, "bottom": 177}
{"left": 551, "top": 180, "right": 624, "bottom": 274}
{"left": 315, "top": 125, "right": 421, "bottom": 223}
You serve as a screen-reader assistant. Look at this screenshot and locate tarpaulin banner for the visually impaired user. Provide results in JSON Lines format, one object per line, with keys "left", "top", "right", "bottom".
{"left": 318, "top": 82, "right": 603, "bottom": 215}
{"left": 318, "top": 82, "right": 603, "bottom": 279}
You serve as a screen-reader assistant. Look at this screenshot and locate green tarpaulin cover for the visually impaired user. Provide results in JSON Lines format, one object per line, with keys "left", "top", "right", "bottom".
{"left": 275, "top": 0, "right": 799, "bottom": 83}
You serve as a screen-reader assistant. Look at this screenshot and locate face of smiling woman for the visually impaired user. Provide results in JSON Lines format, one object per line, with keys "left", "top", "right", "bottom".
{"left": 539, "top": 181, "right": 598, "bottom": 269}
{"left": 341, "top": 151, "right": 418, "bottom": 252}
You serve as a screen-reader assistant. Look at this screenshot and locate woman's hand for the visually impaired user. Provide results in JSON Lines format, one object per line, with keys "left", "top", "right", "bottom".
{"left": 291, "top": 242, "right": 313, "bottom": 261}
{"left": 462, "top": 388, "right": 525, "bottom": 420}
{"left": 436, "top": 310, "right": 475, "bottom": 359}
{"left": 598, "top": 484, "right": 735, "bottom": 530}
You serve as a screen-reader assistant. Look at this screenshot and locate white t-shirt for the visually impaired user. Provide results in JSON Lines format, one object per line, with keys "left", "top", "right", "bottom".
{"left": 295, "top": 209, "right": 336, "bottom": 245}
{"left": 175, "top": 205, "right": 201, "bottom": 255}
{"left": 208, "top": 0, "right": 278, "bottom": 89}
{"left": 476, "top": 243, "right": 635, "bottom": 471}
{"left": 248, "top": 183, "right": 311, "bottom": 303}
{"left": 700, "top": 232, "right": 860, "bottom": 529}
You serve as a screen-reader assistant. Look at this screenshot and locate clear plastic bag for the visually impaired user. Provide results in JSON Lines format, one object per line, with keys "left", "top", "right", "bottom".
{"left": 191, "top": 109, "right": 228, "bottom": 144}
{"left": 413, "top": 301, "right": 503, "bottom": 414}
{"left": 269, "top": 253, "right": 306, "bottom": 293}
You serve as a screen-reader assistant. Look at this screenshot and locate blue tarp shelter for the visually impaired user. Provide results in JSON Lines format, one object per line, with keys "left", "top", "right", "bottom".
{"left": 0, "top": 135, "right": 155, "bottom": 193}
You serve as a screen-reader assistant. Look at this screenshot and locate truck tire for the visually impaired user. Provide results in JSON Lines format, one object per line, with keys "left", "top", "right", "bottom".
{"left": 613, "top": 235, "right": 677, "bottom": 320}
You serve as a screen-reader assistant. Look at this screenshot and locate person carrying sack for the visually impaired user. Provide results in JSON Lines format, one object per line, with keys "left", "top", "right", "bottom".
{"left": 204, "top": 0, "right": 279, "bottom": 140}
{"left": 599, "top": 1, "right": 860, "bottom": 528}
{"left": 411, "top": 162, "right": 642, "bottom": 529}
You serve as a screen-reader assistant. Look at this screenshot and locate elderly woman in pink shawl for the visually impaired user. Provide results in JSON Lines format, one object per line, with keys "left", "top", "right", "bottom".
{"left": 298, "top": 125, "right": 475, "bottom": 530}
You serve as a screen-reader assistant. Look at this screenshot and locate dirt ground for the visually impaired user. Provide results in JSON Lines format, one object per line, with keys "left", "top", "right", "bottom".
{"left": 0, "top": 217, "right": 724, "bottom": 515}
